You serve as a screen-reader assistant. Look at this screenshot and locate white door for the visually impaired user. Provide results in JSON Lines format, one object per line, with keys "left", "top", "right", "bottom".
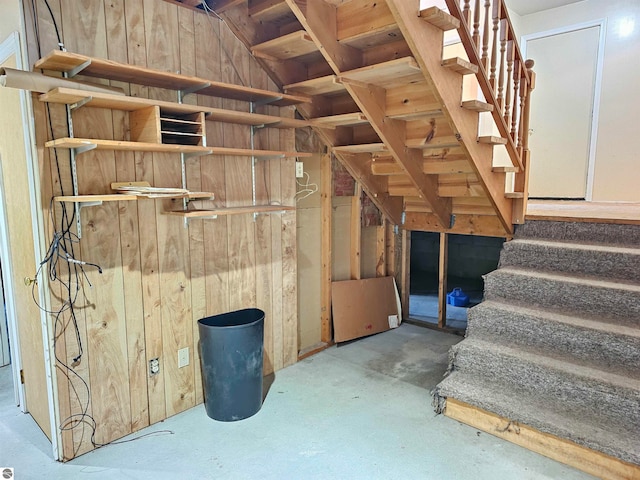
{"left": 526, "top": 26, "right": 600, "bottom": 198}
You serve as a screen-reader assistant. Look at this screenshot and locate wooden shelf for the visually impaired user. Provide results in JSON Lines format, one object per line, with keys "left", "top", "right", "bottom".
{"left": 34, "top": 50, "right": 309, "bottom": 106}
{"left": 45, "top": 137, "right": 311, "bottom": 158}
{"left": 166, "top": 205, "right": 296, "bottom": 218}
{"left": 54, "top": 191, "right": 215, "bottom": 203}
{"left": 40, "top": 88, "right": 309, "bottom": 129}
{"left": 284, "top": 75, "right": 345, "bottom": 96}
{"left": 54, "top": 194, "right": 137, "bottom": 202}
{"left": 251, "top": 31, "right": 318, "bottom": 61}
{"left": 339, "top": 57, "right": 424, "bottom": 89}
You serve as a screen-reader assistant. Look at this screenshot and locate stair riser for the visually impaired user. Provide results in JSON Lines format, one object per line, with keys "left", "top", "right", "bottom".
{"left": 499, "top": 242, "right": 640, "bottom": 283}
{"left": 467, "top": 303, "right": 640, "bottom": 377}
{"left": 515, "top": 221, "right": 640, "bottom": 247}
{"left": 450, "top": 343, "right": 640, "bottom": 431}
{"left": 484, "top": 271, "right": 640, "bottom": 327}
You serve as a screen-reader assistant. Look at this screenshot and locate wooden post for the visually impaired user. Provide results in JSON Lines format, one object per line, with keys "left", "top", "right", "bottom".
{"left": 438, "top": 232, "right": 448, "bottom": 329}
{"left": 350, "top": 182, "right": 362, "bottom": 280}
{"left": 320, "top": 154, "right": 332, "bottom": 343}
{"left": 376, "top": 220, "right": 387, "bottom": 277}
{"left": 513, "top": 59, "right": 536, "bottom": 224}
{"left": 400, "top": 229, "right": 411, "bottom": 321}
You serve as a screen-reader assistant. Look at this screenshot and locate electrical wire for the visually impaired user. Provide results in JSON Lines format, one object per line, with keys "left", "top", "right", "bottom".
{"left": 29, "top": 0, "right": 171, "bottom": 455}
{"left": 295, "top": 170, "right": 318, "bottom": 202}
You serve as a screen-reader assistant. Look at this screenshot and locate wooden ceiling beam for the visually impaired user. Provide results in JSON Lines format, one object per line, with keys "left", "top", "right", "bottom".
{"left": 341, "top": 79, "right": 451, "bottom": 228}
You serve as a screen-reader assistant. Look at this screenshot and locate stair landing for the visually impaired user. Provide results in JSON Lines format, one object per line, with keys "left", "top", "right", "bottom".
{"left": 527, "top": 200, "right": 640, "bottom": 225}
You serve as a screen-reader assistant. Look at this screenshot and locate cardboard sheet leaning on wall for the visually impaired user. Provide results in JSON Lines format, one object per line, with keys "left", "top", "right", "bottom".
{"left": 331, "top": 276, "right": 402, "bottom": 343}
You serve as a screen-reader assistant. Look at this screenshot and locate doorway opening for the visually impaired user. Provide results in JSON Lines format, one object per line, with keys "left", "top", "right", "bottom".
{"left": 409, "top": 233, "right": 504, "bottom": 331}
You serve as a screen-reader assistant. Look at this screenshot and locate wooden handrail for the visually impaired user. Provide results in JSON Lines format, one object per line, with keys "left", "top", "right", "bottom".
{"left": 445, "top": 0, "right": 535, "bottom": 173}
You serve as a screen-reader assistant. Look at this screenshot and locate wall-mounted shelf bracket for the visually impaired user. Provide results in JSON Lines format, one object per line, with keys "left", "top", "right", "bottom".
{"left": 66, "top": 58, "right": 92, "bottom": 78}
{"left": 177, "top": 82, "right": 211, "bottom": 103}
{"left": 70, "top": 95, "right": 93, "bottom": 111}
{"left": 254, "top": 95, "right": 283, "bottom": 107}
{"left": 71, "top": 143, "right": 98, "bottom": 156}
{"left": 75, "top": 200, "right": 103, "bottom": 238}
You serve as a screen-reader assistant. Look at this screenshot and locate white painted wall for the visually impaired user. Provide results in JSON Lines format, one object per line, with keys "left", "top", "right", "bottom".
{"left": 0, "top": 0, "right": 21, "bottom": 41}
{"left": 512, "top": 0, "right": 640, "bottom": 201}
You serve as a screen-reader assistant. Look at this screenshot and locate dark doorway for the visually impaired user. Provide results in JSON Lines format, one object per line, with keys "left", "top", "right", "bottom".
{"left": 409, "top": 233, "right": 504, "bottom": 330}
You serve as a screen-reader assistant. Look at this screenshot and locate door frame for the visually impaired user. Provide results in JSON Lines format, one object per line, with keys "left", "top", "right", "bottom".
{"left": 0, "top": 30, "right": 60, "bottom": 460}
{"left": 521, "top": 19, "right": 606, "bottom": 201}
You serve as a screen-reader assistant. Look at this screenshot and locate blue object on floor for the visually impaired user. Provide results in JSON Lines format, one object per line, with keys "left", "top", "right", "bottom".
{"left": 447, "top": 287, "right": 469, "bottom": 307}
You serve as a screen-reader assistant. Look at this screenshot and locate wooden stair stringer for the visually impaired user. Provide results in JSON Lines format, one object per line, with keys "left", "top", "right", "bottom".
{"left": 340, "top": 80, "right": 451, "bottom": 228}
{"left": 386, "top": 0, "right": 513, "bottom": 235}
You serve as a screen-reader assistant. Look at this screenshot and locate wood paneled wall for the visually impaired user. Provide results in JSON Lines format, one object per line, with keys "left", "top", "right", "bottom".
{"left": 22, "top": 0, "right": 297, "bottom": 459}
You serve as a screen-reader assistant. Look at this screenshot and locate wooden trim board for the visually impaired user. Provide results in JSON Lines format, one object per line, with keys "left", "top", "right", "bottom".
{"left": 526, "top": 200, "right": 640, "bottom": 225}
{"left": 445, "top": 398, "right": 640, "bottom": 480}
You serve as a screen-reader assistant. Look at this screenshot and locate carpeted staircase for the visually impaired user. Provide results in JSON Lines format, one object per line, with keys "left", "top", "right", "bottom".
{"left": 433, "top": 220, "right": 640, "bottom": 466}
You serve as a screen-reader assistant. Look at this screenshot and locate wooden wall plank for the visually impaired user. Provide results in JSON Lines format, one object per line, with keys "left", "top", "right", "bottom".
{"left": 145, "top": 0, "right": 195, "bottom": 417}
{"left": 60, "top": 0, "right": 131, "bottom": 450}
{"left": 27, "top": 0, "right": 300, "bottom": 459}
{"left": 126, "top": 0, "right": 167, "bottom": 427}
{"left": 105, "top": 0, "right": 149, "bottom": 433}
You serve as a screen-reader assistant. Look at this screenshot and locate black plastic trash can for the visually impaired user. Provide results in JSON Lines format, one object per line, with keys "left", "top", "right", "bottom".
{"left": 198, "top": 308, "right": 265, "bottom": 422}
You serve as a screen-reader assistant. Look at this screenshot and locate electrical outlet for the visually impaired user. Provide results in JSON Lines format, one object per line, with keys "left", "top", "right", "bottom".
{"left": 178, "top": 347, "right": 189, "bottom": 368}
{"left": 149, "top": 358, "right": 160, "bottom": 376}
{"left": 295, "top": 161, "right": 304, "bottom": 178}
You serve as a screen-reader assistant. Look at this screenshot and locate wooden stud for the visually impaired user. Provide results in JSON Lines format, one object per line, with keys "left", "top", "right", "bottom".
{"left": 320, "top": 154, "right": 333, "bottom": 343}
{"left": 350, "top": 182, "right": 362, "bottom": 280}
{"left": 400, "top": 229, "right": 411, "bottom": 321}
{"left": 438, "top": 232, "right": 448, "bottom": 328}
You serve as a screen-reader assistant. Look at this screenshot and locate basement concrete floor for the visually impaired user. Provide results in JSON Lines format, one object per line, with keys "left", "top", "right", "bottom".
{"left": 0, "top": 323, "right": 594, "bottom": 480}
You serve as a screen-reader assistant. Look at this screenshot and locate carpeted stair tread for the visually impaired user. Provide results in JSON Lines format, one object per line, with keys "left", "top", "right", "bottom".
{"left": 434, "top": 371, "right": 640, "bottom": 465}
{"left": 467, "top": 300, "right": 640, "bottom": 378}
{"left": 449, "top": 339, "right": 640, "bottom": 432}
{"left": 499, "top": 238, "right": 640, "bottom": 283}
{"left": 484, "top": 267, "right": 640, "bottom": 327}
{"left": 515, "top": 220, "right": 640, "bottom": 247}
